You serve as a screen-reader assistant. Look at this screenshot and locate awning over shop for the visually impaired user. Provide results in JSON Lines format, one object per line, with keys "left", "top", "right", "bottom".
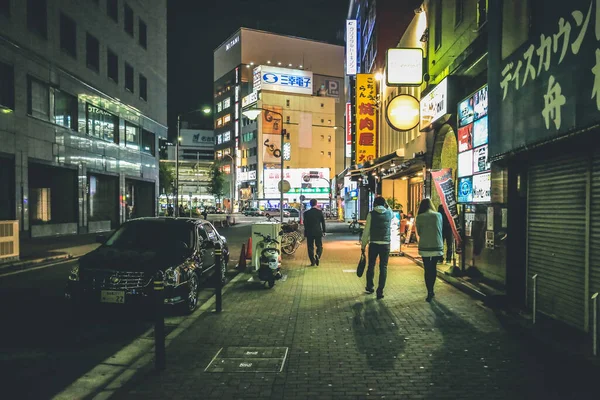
{"left": 347, "top": 149, "right": 426, "bottom": 180}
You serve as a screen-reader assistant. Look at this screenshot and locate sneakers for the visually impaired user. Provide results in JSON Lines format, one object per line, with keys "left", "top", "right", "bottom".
{"left": 365, "top": 287, "right": 374, "bottom": 294}
{"left": 315, "top": 255, "right": 320, "bottom": 266}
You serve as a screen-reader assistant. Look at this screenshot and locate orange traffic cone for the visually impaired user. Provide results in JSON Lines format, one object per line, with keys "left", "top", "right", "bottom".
{"left": 236, "top": 244, "right": 247, "bottom": 271}
{"left": 246, "top": 236, "right": 252, "bottom": 260}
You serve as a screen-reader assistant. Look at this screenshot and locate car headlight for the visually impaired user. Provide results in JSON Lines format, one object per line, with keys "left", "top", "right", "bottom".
{"left": 68, "top": 265, "right": 79, "bottom": 281}
{"left": 164, "top": 268, "right": 180, "bottom": 286}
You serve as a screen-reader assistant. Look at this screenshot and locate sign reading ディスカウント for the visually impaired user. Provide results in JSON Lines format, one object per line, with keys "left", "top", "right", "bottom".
{"left": 493, "top": 0, "right": 600, "bottom": 158}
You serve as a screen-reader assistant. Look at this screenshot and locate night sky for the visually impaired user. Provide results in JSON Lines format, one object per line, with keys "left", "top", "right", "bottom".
{"left": 167, "top": 0, "right": 349, "bottom": 136}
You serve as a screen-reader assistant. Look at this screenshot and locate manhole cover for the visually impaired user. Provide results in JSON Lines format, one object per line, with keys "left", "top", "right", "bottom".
{"left": 205, "top": 347, "right": 288, "bottom": 373}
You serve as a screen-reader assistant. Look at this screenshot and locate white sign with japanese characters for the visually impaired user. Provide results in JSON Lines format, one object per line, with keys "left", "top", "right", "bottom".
{"left": 253, "top": 66, "right": 313, "bottom": 95}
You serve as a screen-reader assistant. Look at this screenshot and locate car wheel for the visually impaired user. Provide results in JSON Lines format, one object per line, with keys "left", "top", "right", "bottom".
{"left": 181, "top": 273, "right": 199, "bottom": 314}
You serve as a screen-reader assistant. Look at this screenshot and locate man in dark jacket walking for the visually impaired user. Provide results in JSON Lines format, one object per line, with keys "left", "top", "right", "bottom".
{"left": 303, "top": 199, "right": 326, "bottom": 266}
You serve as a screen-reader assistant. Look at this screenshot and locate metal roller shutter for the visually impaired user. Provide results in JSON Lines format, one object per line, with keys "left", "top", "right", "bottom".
{"left": 528, "top": 153, "right": 587, "bottom": 330}
{"left": 589, "top": 151, "right": 600, "bottom": 324}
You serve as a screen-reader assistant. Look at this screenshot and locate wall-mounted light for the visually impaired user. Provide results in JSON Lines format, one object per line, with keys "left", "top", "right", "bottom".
{"left": 267, "top": 60, "right": 271, "bottom": 64}
{"left": 277, "top": 62, "right": 282, "bottom": 65}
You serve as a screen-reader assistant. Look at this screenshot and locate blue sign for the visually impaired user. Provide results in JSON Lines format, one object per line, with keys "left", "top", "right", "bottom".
{"left": 458, "top": 177, "right": 473, "bottom": 203}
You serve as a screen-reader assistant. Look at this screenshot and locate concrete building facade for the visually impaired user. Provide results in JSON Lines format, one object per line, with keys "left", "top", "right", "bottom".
{"left": 213, "top": 28, "right": 344, "bottom": 210}
{"left": 0, "top": 0, "right": 167, "bottom": 237}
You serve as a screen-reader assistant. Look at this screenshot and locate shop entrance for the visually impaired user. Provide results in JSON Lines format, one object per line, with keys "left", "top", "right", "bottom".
{"left": 28, "top": 163, "right": 77, "bottom": 236}
{"left": 125, "top": 179, "right": 155, "bottom": 220}
{"left": 88, "top": 173, "right": 119, "bottom": 231}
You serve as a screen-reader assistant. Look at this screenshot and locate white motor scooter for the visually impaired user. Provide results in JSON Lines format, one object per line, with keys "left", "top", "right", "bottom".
{"left": 253, "top": 231, "right": 282, "bottom": 288}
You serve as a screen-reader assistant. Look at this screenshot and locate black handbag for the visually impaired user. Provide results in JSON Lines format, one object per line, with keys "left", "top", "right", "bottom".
{"left": 356, "top": 250, "right": 366, "bottom": 277}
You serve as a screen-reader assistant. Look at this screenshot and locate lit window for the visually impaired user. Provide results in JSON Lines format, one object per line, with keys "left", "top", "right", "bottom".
{"left": 216, "top": 118, "right": 223, "bottom": 128}
{"left": 217, "top": 134, "right": 223, "bottom": 144}
{"left": 223, "top": 131, "right": 231, "bottom": 142}
{"left": 223, "top": 114, "right": 231, "bottom": 124}
{"left": 217, "top": 102, "right": 222, "bottom": 112}
{"left": 223, "top": 98, "right": 231, "bottom": 109}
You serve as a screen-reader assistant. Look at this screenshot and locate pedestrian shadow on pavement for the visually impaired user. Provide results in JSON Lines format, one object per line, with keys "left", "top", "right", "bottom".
{"left": 352, "top": 299, "right": 405, "bottom": 371}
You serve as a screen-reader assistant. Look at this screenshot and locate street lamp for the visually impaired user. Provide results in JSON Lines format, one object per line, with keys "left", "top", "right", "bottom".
{"left": 222, "top": 153, "right": 235, "bottom": 214}
{"left": 242, "top": 107, "right": 285, "bottom": 222}
{"left": 176, "top": 107, "right": 212, "bottom": 217}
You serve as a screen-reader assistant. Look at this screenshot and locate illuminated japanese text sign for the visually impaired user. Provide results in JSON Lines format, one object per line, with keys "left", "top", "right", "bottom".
{"left": 253, "top": 66, "right": 313, "bottom": 95}
{"left": 355, "top": 74, "right": 377, "bottom": 164}
{"left": 346, "top": 20, "right": 358, "bottom": 75}
{"left": 494, "top": 0, "right": 600, "bottom": 158}
{"left": 419, "top": 77, "right": 447, "bottom": 131}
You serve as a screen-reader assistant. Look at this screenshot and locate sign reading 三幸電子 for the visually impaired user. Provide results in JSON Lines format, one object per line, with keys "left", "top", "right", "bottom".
{"left": 355, "top": 74, "right": 377, "bottom": 164}
{"left": 253, "top": 66, "right": 312, "bottom": 95}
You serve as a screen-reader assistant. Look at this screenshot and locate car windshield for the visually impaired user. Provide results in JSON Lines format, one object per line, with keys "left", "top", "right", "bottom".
{"left": 104, "top": 221, "right": 194, "bottom": 253}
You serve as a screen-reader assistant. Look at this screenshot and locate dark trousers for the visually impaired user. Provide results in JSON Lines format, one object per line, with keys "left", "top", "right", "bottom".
{"left": 443, "top": 231, "right": 454, "bottom": 262}
{"left": 306, "top": 235, "right": 323, "bottom": 264}
{"left": 423, "top": 256, "right": 438, "bottom": 294}
{"left": 366, "top": 243, "right": 390, "bottom": 294}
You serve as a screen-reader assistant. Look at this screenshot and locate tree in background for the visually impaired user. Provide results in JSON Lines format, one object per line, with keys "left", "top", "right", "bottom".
{"left": 159, "top": 162, "right": 175, "bottom": 197}
{"left": 386, "top": 197, "right": 403, "bottom": 211}
{"left": 207, "top": 164, "right": 225, "bottom": 205}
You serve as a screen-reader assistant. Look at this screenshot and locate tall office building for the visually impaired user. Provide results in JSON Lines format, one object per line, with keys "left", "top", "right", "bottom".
{"left": 213, "top": 28, "right": 344, "bottom": 210}
{"left": 0, "top": 0, "right": 167, "bottom": 237}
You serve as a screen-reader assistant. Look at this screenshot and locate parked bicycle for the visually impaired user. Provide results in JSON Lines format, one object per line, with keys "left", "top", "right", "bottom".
{"left": 265, "top": 214, "right": 303, "bottom": 254}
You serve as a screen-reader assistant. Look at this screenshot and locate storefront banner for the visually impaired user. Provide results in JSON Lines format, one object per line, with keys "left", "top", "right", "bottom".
{"left": 355, "top": 74, "right": 377, "bottom": 164}
{"left": 431, "top": 169, "right": 462, "bottom": 246}
{"left": 261, "top": 105, "right": 283, "bottom": 165}
{"left": 494, "top": 0, "right": 600, "bottom": 158}
{"left": 420, "top": 77, "right": 448, "bottom": 131}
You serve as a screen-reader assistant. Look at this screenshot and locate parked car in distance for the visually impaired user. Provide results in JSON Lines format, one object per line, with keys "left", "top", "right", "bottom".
{"left": 65, "top": 218, "right": 229, "bottom": 314}
{"left": 284, "top": 208, "right": 300, "bottom": 217}
{"left": 243, "top": 207, "right": 264, "bottom": 216}
{"left": 264, "top": 208, "right": 290, "bottom": 217}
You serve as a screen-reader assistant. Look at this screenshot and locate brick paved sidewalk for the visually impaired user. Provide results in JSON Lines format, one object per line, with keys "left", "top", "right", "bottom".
{"left": 111, "top": 232, "right": 597, "bottom": 400}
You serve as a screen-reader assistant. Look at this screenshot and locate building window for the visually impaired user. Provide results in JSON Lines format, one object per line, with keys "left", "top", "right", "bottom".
{"left": 477, "top": 0, "right": 488, "bottom": 28}
{"left": 434, "top": 2, "right": 442, "bottom": 50}
{"left": 286, "top": 99, "right": 290, "bottom": 107}
{"left": 223, "top": 114, "right": 231, "bottom": 124}
{"left": 139, "top": 74, "right": 147, "bottom": 101}
{"left": 141, "top": 129, "right": 155, "bottom": 156}
{"left": 223, "top": 98, "right": 231, "bottom": 109}
{"left": 86, "top": 103, "right": 118, "bottom": 143}
{"left": 1, "top": 0, "right": 10, "bottom": 16}
{"left": 216, "top": 118, "right": 223, "bottom": 128}
{"left": 27, "top": 0, "right": 47, "bottom": 39}
{"left": 455, "top": 0, "right": 464, "bottom": 27}
{"left": 107, "top": 48, "right": 118, "bottom": 83}
{"left": 124, "top": 3, "right": 134, "bottom": 36}
{"left": 107, "top": 0, "right": 118, "bottom": 22}
{"left": 0, "top": 61, "right": 14, "bottom": 111}
{"left": 223, "top": 131, "right": 231, "bottom": 142}
{"left": 27, "top": 76, "right": 49, "bottom": 120}
{"left": 216, "top": 101, "right": 222, "bottom": 112}
{"left": 139, "top": 18, "right": 147, "bottom": 49}
{"left": 86, "top": 33, "right": 100, "bottom": 71}
{"left": 31, "top": 188, "right": 51, "bottom": 222}
{"left": 54, "top": 89, "right": 78, "bottom": 130}
{"left": 125, "top": 121, "right": 139, "bottom": 149}
{"left": 328, "top": 135, "right": 332, "bottom": 142}
{"left": 125, "top": 62, "right": 134, "bottom": 92}
{"left": 60, "top": 13, "right": 77, "bottom": 58}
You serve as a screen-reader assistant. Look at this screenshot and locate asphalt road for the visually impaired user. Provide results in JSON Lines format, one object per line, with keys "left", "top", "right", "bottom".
{"left": 0, "top": 223, "right": 252, "bottom": 399}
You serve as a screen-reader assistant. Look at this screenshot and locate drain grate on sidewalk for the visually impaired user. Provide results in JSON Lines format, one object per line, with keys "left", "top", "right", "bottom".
{"left": 204, "top": 346, "right": 288, "bottom": 373}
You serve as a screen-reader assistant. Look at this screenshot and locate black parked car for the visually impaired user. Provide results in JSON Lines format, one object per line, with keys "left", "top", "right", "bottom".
{"left": 65, "top": 218, "right": 229, "bottom": 314}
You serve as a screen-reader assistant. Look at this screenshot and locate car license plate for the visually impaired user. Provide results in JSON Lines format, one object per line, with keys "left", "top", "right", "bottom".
{"left": 269, "top": 261, "right": 278, "bottom": 270}
{"left": 100, "top": 290, "right": 125, "bottom": 304}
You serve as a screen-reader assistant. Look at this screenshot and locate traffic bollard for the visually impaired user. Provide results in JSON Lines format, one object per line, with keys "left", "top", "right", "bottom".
{"left": 214, "top": 242, "right": 223, "bottom": 313}
{"left": 154, "top": 270, "right": 166, "bottom": 370}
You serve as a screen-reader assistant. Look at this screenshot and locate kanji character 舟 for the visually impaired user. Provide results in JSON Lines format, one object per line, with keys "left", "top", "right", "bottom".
{"left": 542, "top": 75, "right": 566, "bottom": 130}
